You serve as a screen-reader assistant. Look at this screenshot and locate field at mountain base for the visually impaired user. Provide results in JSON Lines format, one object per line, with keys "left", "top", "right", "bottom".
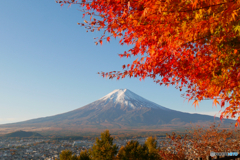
{"left": 1, "top": 130, "right": 42, "bottom": 138}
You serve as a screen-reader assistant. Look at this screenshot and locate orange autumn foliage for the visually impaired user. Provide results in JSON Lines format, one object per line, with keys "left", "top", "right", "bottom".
{"left": 57, "top": 0, "right": 240, "bottom": 126}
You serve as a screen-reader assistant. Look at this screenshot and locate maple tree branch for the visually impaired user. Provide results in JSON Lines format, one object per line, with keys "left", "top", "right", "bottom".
{"left": 183, "top": 34, "right": 212, "bottom": 46}
{"left": 159, "top": 1, "right": 235, "bottom": 13}
{"left": 181, "top": 96, "right": 223, "bottom": 100}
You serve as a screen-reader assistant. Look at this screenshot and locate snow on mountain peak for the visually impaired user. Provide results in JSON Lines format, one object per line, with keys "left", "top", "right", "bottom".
{"left": 98, "top": 89, "right": 170, "bottom": 110}
{"left": 100, "top": 89, "right": 130, "bottom": 102}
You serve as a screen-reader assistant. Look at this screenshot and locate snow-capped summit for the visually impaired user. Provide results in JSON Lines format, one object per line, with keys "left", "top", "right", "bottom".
{"left": 97, "top": 89, "right": 170, "bottom": 110}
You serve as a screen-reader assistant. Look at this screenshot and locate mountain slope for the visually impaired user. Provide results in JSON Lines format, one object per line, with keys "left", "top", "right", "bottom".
{"left": 0, "top": 89, "right": 234, "bottom": 131}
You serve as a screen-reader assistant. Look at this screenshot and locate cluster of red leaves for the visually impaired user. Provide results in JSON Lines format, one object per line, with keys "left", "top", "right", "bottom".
{"left": 158, "top": 150, "right": 186, "bottom": 160}
{"left": 57, "top": 0, "right": 240, "bottom": 126}
{"left": 159, "top": 123, "right": 240, "bottom": 160}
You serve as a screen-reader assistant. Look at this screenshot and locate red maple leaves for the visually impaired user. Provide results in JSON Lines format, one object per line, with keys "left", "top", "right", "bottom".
{"left": 57, "top": 0, "right": 240, "bottom": 126}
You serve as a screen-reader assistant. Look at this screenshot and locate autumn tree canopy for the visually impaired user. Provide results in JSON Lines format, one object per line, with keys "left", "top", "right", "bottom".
{"left": 57, "top": 0, "right": 240, "bottom": 126}
{"left": 159, "top": 123, "right": 240, "bottom": 159}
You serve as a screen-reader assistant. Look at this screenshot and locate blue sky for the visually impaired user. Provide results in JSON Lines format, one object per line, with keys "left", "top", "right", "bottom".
{"left": 0, "top": 0, "right": 232, "bottom": 124}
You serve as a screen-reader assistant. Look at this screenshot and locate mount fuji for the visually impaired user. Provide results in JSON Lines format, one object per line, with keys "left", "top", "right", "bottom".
{"left": 0, "top": 89, "right": 234, "bottom": 134}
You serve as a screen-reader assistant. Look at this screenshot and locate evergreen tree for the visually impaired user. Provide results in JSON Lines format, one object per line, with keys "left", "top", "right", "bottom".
{"left": 117, "top": 140, "right": 148, "bottom": 160}
{"left": 59, "top": 150, "right": 73, "bottom": 160}
{"left": 78, "top": 150, "right": 90, "bottom": 160}
{"left": 89, "top": 130, "right": 118, "bottom": 160}
{"left": 144, "top": 137, "right": 161, "bottom": 160}
{"left": 71, "top": 155, "right": 78, "bottom": 160}
{"left": 59, "top": 150, "right": 78, "bottom": 160}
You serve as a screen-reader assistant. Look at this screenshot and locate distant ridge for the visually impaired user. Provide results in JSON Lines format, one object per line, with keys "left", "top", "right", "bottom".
{"left": 0, "top": 89, "right": 235, "bottom": 134}
{"left": 3, "top": 130, "right": 42, "bottom": 138}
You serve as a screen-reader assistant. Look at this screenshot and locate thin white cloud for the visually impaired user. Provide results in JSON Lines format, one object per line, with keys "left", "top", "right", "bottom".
{"left": 0, "top": 118, "right": 16, "bottom": 122}
{"left": 0, "top": 118, "right": 24, "bottom": 124}
{"left": 189, "top": 111, "right": 237, "bottom": 120}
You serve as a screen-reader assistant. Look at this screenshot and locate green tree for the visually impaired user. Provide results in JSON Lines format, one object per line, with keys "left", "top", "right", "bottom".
{"left": 117, "top": 140, "right": 148, "bottom": 160}
{"left": 78, "top": 150, "right": 90, "bottom": 160}
{"left": 71, "top": 155, "right": 78, "bottom": 160}
{"left": 59, "top": 150, "right": 73, "bottom": 160}
{"left": 144, "top": 137, "right": 161, "bottom": 160}
{"left": 59, "top": 150, "right": 78, "bottom": 160}
{"left": 89, "top": 130, "right": 118, "bottom": 160}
